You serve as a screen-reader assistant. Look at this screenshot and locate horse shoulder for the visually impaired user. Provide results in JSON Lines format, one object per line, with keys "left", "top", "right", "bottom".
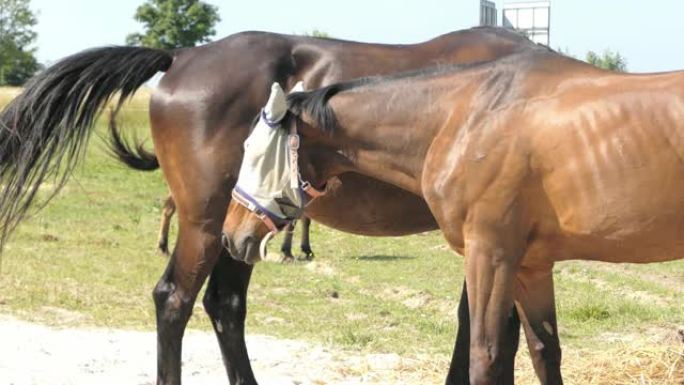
{"left": 422, "top": 111, "right": 532, "bottom": 249}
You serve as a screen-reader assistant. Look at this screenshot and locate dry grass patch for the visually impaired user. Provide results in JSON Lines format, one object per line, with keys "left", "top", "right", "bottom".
{"left": 513, "top": 328, "right": 684, "bottom": 385}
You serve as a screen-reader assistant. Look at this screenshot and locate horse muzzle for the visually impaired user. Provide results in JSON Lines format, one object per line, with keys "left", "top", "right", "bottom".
{"left": 221, "top": 232, "right": 263, "bottom": 265}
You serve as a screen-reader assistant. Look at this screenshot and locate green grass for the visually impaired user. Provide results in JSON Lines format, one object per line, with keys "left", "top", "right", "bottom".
{"left": 0, "top": 93, "right": 682, "bottom": 362}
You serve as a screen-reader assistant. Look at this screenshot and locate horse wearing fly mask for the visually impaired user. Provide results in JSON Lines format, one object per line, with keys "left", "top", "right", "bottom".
{"left": 227, "top": 82, "right": 330, "bottom": 262}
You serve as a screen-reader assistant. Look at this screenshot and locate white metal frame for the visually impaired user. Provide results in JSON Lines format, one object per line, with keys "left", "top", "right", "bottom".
{"left": 503, "top": 0, "right": 551, "bottom": 46}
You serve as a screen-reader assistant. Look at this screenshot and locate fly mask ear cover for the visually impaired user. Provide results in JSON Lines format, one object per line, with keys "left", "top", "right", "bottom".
{"left": 233, "top": 82, "right": 306, "bottom": 225}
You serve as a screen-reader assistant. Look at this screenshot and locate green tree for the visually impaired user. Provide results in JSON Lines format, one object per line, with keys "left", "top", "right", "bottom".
{"left": 304, "top": 29, "right": 331, "bottom": 39}
{"left": 126, "top": 0, "right": 220, "bottom": 49}
{"left": 586, "top": 49, "right": 627, "bottom": 72}
{"left": 0, "top": 0, "right": 40, "bottom": 86}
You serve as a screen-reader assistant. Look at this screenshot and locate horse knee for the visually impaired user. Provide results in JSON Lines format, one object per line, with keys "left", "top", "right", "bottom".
{"left": 153, "top": 278, "right": 193, "bottom": 324}
{"left": 202, "top": 287, "right": 218, "bottom": 317}
{"left": 469, "top": 346, "right": 506, "bottom": 385}
{"left": 469, "top": 363, "right": 494, "bottom": 385}
{"left": 203, "top": 288, "right": 245, "bottom": 332}
{"left": 202, "top": 286, "right": 229, "bottom": 319}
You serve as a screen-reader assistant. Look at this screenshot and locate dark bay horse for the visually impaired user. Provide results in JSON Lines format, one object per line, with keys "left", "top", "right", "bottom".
{"left": 0, "top": 28, "right": 538, "bottom": 384}
{"left": 223, "top": 48, "right": 684, "bottom": 384}
{"left": 279, "top": 216, "right": 314, "bottom": 261}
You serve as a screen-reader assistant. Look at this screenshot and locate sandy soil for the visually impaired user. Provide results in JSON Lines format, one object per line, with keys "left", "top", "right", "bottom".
{"left": 0, "top": 316, "right": 430, "bottom": 385}
{"left": 3, "top": 316, "right": 681, "bottom": 385}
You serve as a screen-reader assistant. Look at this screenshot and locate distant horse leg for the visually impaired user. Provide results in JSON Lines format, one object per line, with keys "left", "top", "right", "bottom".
{"left": 514, "top": 267, "right": 563, "bottom": 385}
{"left": 157, "top": 194, "right": 176, "bottom": 255}
{"left": 465, "top": 234, "right": 521, "bottom": 385}
{"left": 299, "top": 216, "right": 314, "bottom": 260}
{"left": 280, "top": 222, "right": 295, "bottom": 262}
{"left": 154, "top": 221, "right": 222, "bottom": 385}
{"left": 203, "top": 250, "right": 257, "bottom": 384}
{"left": 446, "top": 281, "right": 520, "bottom": 385}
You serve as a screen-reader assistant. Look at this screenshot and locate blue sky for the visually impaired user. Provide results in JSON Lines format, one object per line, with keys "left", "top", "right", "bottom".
{"left": 31, "top": 0, "right": 684, "bottom": 73}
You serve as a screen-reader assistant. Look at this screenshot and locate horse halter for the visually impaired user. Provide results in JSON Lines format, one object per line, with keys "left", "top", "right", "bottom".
{"left": 231, "top": 82, "right": 326, "bottom": 236}
{"left": 231, "top": 118, "right": 325, "bottom": 233}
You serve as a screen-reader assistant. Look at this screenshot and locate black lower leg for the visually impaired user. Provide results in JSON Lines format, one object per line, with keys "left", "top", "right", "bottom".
{"left": 299, "top": 216, "right": 314, "bottom": 260}
{"left": 446, "top": 281, "right": 471, "bottom": 385}
{"left": 499, "top": 305, "right": 521, "bottom": 385}
{"left": 280, "top": 222, "right": 295, "bottom": 260}
{"left": 203, "top": 252, "right": 257, "bottom": 385}
{"left": 154, "top": 262, "right": 196, "bottom": 385}
{"left": 445, "top": 281, "right": 520, "bottom": 385}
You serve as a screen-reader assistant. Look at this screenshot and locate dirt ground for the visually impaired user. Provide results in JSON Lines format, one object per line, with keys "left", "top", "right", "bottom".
{"left": 0, "top": 316, "right": 439, "bottom": 385}
{"left": 2, "top": 316, "right": 682, "bottom": 385}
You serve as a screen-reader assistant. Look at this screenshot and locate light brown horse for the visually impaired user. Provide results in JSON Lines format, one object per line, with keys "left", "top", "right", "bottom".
{"left": 223, "top": 48, "right": 684, "bottom": 384}
{"left": 0, "top": 28, "right": 539, "bottom": 384}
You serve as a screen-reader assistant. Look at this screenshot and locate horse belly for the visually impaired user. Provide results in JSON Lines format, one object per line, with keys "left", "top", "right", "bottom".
{"left": 305, "top": 173, "right": 438, "bottom": 236}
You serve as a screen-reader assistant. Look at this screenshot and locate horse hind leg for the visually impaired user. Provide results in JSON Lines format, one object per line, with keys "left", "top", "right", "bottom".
{"left": 203, "top": 249, "right": 257, "bottom": 384}
{"left": 157, "top": 194, "right": 176, "bottom": 255}
{"left": 155, "top": 185, "right": 257, "bottom": 384}
{"left": 154, "top": 221, "right": 222, "bottom": 385}
{"left": 279, "top": 222, "right": 296, "bottom": 263}
{"left": 299, "top": 216, "right": 314, "bottom": 260}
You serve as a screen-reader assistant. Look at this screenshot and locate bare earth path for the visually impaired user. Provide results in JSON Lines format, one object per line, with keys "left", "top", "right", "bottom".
{"left": 2, "top": 316, "right": 682, "bottom": 384}
{"left": 0, "top": 316, "right": 424, "bottom": 385}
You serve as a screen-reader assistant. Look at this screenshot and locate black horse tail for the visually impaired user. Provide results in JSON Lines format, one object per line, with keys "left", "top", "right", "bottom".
{"left": 107, "top": 112, "right": 160, "bottom": 171}
{"left": 0, "top": 46, "right": 173, "bottom": 251}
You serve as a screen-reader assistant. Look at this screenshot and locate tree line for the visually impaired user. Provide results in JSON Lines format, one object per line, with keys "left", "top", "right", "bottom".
{"left": 1, "top": 0, "right": 626, "bottom": 86}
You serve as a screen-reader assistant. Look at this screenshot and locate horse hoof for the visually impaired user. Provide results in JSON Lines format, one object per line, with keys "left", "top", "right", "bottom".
{"left": 300, "top": 251, "right": 315, "bottom": 261}
{"left": 157, "top": 241, "right": 170, "bottom": 256}
{"left": 279, "top": 254, "right": 295, "bottom": 264}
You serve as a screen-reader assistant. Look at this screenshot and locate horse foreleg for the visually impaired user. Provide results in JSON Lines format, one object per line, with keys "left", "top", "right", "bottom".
{"left": 154, "top": 223, "right": 221, "bottom": 385}
{"left": 157, "top": 195, "right": 176, "bottom": 255}
{"left": 203, "top": 251, "right": 258, "bottom": 384}
{"left": 514, "top": 267, "right": 563, "bottom": 385}
{"left": 446, "top": 280, "right": 521, "bottom": 385}
{"left": 279, "top": 222, "right": 295, "bottom": 263}
{"left": 299, "top": 216, "right": 314, "bottom": 260}
{"left": 465, "top": 235, "right": 521, "bottom": 385}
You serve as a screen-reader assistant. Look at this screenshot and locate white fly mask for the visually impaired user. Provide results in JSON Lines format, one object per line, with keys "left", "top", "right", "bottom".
{"left": 232, "top": 82, "right": 324, "bottom": 236}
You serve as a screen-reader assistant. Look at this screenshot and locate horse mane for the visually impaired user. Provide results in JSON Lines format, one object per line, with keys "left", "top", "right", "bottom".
{"left": 287, "top": 83, "right": 347, "bottom": 135}
{"left": 286, "top": 60, "right": 502, "bottom": 135}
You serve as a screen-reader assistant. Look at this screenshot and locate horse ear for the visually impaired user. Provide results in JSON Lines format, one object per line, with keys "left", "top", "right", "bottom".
{"left": 285, "top": 84, "right": 330, "bottom": 135}
{"left": 264, "top": 83, "right": 287, "bottom": 123}
{"left": 289, "top": 81, "right": 305, "bottom": 93}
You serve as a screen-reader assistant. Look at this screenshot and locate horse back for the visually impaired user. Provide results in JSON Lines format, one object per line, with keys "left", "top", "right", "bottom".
{"left": 147, "top": 28, "right": 538, "bottom": 234}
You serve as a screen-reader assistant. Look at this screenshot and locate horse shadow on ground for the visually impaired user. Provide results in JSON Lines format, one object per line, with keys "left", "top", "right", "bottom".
{"left": 355, "top": 255, "right": 416, "bottom": 262}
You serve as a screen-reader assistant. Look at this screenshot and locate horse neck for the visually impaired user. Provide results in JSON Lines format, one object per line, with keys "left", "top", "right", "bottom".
{"left": 324, "top": 74, "right": 480, "bottom": 195}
